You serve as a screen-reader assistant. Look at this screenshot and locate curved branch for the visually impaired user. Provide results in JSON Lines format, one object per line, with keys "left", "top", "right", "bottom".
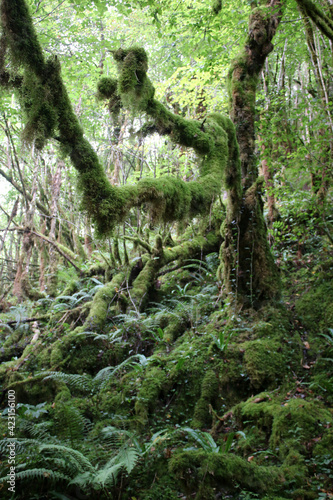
{"left": 0, "top": 0, "right": 240, "bottom": 236}
{"left": 30, "top": 230, "right": 82, "bottom": 274}
{"left": 296, "top": 0, "right": 333, "bottom": 41}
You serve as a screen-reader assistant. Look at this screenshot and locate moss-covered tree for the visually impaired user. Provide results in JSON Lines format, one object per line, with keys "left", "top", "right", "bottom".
{"left": 0, "top": 0, "right": 299, "bottom": 310}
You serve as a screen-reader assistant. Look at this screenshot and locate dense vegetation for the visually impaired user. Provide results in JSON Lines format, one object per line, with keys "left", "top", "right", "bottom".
{"left": 0, "top": 0, "right": 332, "bottom": 498}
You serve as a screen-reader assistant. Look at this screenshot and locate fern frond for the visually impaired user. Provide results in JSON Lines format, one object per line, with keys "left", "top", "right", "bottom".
{"left": 54, "top": 295, "right": 76, "bottom": 302}
{"left": 39, "top": 444, "right": 95, "bottom": 474}
{"left": 41, "top": 371, "right": 91, "bottom": 392}
{"left": 93, "top": 446, "right": 139, "bottom": 487}
{"left": 0, "top": 468, "right": 70, "bottom": 483}
{"left": 54, "top": 403, "right": 88, "bottom": 445}
{"left": 0, "top": 438, "right": 43, "bottom": 453}
{"left": 68, "top": 470, "right": 94, "bottom": 488}
{"left": 115, "top": 446, "right": 139, "bottom": 474}
{"left": 93, "top": 354, "right": 148, "bottom": 390}
{"left": 20, "top": 419, "right": 55, "bottom": 442}
{"left": 180, "top": 427, "right": 219, "bottom": 453}
{"left": 93, "top": 462, "right": 123, "bottom": 487}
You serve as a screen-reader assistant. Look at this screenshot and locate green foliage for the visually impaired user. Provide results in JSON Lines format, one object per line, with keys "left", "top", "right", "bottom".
{"left": 1, "top": 1, "right": 333, "bottom": 499}
{"left": 41, "top": 354, "right": 148, "bottom": 394}
{"left": 210, "top": 328, "right": 233, "bottom": 352}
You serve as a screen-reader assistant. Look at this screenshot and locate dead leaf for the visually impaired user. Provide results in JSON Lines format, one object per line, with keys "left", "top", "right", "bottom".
{"left": 253, "top": 397, "right": 265, "bottom": 403}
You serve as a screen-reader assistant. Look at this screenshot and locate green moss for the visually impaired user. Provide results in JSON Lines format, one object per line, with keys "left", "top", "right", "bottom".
{"left": 270, "top": 398, "right": 332, "bottom": 454}
{"left": 56, "top": 243, "right": 80, "bottom": 262}
{"left": 135, "top": 366, "right": 167, "bottom": 423}
{"left": 242, "top": 338, "right": 286, "bottom": 389}
{"left": 295, "top": 279, "right": 333, "bottom": 332}
{"left": 96, "top": 77, "right": 117, "bottom": 99}
{"left": 139, "top": 476, "right": 180, "bottom": 500}
{"left": 95, "top": 47, "right": 241, "bottom": 229}
{"left": 54, "top": 387, "right": 71, "bottom": 403}
{"left": 50, "top": 343, "right": 63, "bottom": 368}
{"left": 84, "top": 271, "right": 125, "bottom": 330}
{"left": 192, "top": 370, "right": 219, "bottom": 428}
{"left": 162, "top": 315, "right": 187, "bottom": 342}
{"left": 3, "top": 1, "right": 240, "bottom": 235}
{"left": 234, "top": 392, "right": 333, "bottom": 460}
{"left": 169, "top": 449, "right": 282, "bottom": 496}
{"left": 1, "top": 0, "right": 45, "bottom": 73}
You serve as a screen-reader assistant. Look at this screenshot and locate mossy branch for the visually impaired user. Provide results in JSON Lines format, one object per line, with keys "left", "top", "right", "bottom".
{"left": 123, "top": 236, "right": 152, "bottom": 254}
{"left": 296, "top": 0, "right": 333, "bottom": 41}
{"left": 30, "top": 231, "right": 82, "bottom": 274}
{"left": 0, "top": 0, "right": 241, "bottom": 236}
{"left": 130, "top": 230, "right": 220, "bottom": 310}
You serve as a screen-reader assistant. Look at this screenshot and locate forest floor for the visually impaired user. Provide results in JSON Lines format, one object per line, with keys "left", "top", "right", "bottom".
{"left": 0, "top": 230, "right": 332, "bottom": 500}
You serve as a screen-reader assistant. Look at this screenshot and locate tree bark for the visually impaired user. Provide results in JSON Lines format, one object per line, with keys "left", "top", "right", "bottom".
{"left": 220, "top": 0, "right": 286, "bottom": 308}
{"left": 46, "top": 160, "right": 63, "bottom": 296}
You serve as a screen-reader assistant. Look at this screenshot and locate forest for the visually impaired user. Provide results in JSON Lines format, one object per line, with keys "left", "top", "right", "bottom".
{"left": 0, "top": 0, "right": 332, "bottom": 498}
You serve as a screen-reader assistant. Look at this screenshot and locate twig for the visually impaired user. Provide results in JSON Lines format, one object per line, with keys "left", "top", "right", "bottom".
{"left": 126, "top": 279, "right": 140, "bottom": 317}
{"left": 3, "top": 315, "right": 50, "bottom": 326}
{"left": 0, "top": 197, "right": 19, "bottom": 252}
{"left": 31, "top": 229, "right": 82, "bottom": 274}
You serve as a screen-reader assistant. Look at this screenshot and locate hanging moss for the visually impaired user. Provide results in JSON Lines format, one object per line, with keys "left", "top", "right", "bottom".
{"left": 96, "top": 46, "right": 241, "bottom": 227}
{"left": 96, "top": 77, "right": 117, "bottom": 99}
{"left": 1, "top": 1, "right": 241, "bottom": 237}
{"left": 1, "top": 0, "right": 45, "bottom": 73}
{"left": 96, "top": 77, "right": 122, "bottom": 116}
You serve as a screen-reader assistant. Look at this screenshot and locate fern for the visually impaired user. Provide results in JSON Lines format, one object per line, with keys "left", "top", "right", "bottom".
{"left": 180, "top": 426, "right": 220, "bottom": 453}
{"left": 112, "top": 446, "right": 139, "bottom": 474}
{"left": 53, "top": 403, "right": 89, "bottom": 446}
{"left": 42, "top": 371, "right": 91, "bottom": 392}
{"left": 0, "top": 437, "right": 43, "bottom": 454}
{"left": 41, "top": 355, "right": 148, "bottom": 395}
{"left": 78, "top": 328, "right": 123, "bottom": 344}
{"left": 94, "top": 462, "right": 123, "bottom": 488}
{"left": 39, "top": 444, "right": 95, "bottom": 474}
{"left": 0, "top": 468, "right": 71, "bottom": 483}
{"left": 93, "top": 446, "right": 139, "bottom": 487}
{"left": 19, "top": 419, "right": 55, "bottom": 442}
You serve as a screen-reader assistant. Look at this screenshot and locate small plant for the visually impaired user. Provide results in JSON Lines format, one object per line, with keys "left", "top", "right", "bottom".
{"left": 210, "top": 328, "right": 233, "bottom": 352}
{"left": 175, "top": 426, "right": 246, "bottom": 454}
{"left": 41, "top": 354, "right": 148, "bottom": 395}
{"left": 319, "top": 328, "right": 333, "bottom": 360}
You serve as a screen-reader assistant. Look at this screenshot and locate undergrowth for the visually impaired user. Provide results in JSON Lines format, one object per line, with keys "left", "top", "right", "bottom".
{"left": 0, "top": 244, "right": 333, "bottom": 500}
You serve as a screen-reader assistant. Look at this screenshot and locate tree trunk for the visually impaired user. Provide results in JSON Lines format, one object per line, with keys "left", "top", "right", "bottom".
{"left": 220, "top": 0, "right": 286, "bottom": 308}
{"left": 46, "top": 160, "right": 63, "bottom": 296}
